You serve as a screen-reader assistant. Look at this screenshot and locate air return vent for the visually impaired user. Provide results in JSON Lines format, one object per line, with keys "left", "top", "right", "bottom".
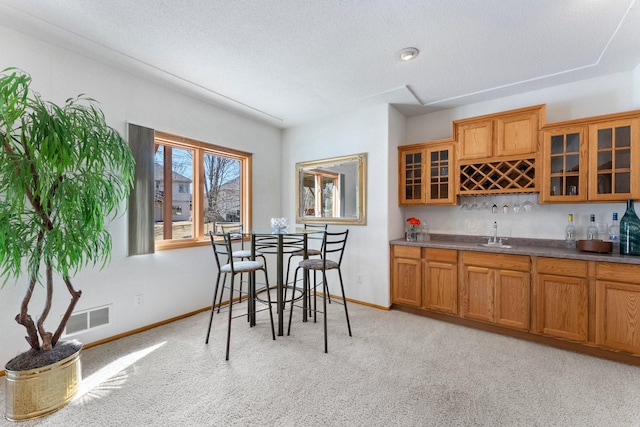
{"left": 64, "top": 305, "right": 111, "bottom": 336}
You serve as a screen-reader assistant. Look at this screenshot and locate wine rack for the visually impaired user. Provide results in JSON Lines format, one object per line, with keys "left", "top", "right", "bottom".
{"left": 459, "top": 158, "right": 537, "bottom": 194}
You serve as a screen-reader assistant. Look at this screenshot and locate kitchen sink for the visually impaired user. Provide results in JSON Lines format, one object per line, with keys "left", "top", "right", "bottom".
{"left": 477, "top": 243, "right": 516, "bottom": 249}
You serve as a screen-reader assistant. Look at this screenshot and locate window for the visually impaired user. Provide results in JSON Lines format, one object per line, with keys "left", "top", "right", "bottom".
{"left": 153, "top": 131, "right": 251, "bottom": 250}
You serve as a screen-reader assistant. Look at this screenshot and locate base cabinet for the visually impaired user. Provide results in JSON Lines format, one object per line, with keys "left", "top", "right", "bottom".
{"left": 460, "top": 252, "right": 530, "bottom": 331}
{"left": 495, "top": 269, "right": 531, "bottom": 330}
{"left": 596, "top": 263, "right": 640, "bottom": 354}
{"left": 390, "top": 243, "right": 640, "bottom": 364}
{"left": 391, "top": 245, "right": 422, "bottom": 307}
{"left": 535, "top": 258, "right": 589, "bottom": 342}
{"left": 423, "top": 249, "right": 458, "bottom": 314}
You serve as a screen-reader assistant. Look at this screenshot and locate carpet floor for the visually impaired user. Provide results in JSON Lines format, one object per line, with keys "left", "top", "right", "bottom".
{"left": 2, "top": 302, "right": 640, "bottom": 426}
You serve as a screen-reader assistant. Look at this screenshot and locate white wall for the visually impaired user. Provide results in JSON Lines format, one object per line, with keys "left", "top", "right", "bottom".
{"left": 282, "top": 105, "right": 391, "bottom": 308}
{"left": 388, "top": 106, "right": 406, "bottom": 249}
{"left": 635, "top": 63, "right": 640, "bottom": 103}
{"left": 404, "top": 71, "right": 640, "bottom": 242}
{"left": 0, "top": 26, "right": 282, "bottom": 365}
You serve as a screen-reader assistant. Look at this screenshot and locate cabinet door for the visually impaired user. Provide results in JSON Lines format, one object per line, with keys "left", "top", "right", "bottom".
{"left": 425, "top": 142, "right": 456, "bottom": 205}
{"left": 391, "top": 247, "right": 422, "bottom": 306}
{"left": 596, "top": 280, "right": 640, "bottom": 354}
{"left": 423, "top": 249, "right": 457, "bottom": 314}
{"left": 537, "top": 273, "right": 588, "bottom": 342}
{"left": 462, "top": 265, "right": 494, "bottom": 323}
{"left": 495, "top": 269, "right": 530, "bottom": 330}
{"left": 540, "top": 126, "right": 588, "bottom": 203}
{"left": 399, "top": 147, "right": 426, "bottom": 205}
{"left": 456, "top": 120, "right": 493, "bottom": 160}
{"left": 588, "top": 118, "right": 640, "bottom": 201}
{"left": 495, "top": 110, "right": 540, "bottom": 157}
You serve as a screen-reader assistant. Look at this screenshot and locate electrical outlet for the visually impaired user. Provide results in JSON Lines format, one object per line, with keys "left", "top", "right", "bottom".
{"left": 135, "top": 294, "right": 143, "bottom": 306}
{"left": 357, "top": 274, "right": 363, "bottom": 284}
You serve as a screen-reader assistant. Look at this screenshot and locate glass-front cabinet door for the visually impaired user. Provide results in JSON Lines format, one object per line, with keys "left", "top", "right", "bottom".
{"left": 425, "top": 141, "right": 455, "bottom": 205}
{"left": 399, "top": 146, "right": 426, "bottom": 205}
{"left": 588, "top": 118, "right": 640, "bottom": 201}
{"left": 540, "top": 126, "right": 587, "bottom": 203}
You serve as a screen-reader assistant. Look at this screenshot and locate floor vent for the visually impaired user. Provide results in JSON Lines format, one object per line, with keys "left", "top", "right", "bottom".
{"left": 64, "top": 305, "right": 111, "bottom": 336}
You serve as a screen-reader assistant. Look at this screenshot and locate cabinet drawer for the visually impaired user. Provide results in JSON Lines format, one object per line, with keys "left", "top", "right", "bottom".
{"left": 462, "top": 251, "right": 530, "bottom": 271}
{"left": 597, "top": 263, "right": 640, "bottom": 285}
{"left": 393, "top": 245, "right": 421, "bottom": 259}
{"left": 537, "top": 257, "right": 588, "bottom": 277}
{"left": 425, "top": 248, "right": 457, "bottom": 263}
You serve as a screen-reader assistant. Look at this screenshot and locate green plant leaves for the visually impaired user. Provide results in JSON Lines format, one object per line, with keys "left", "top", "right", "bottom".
{"left": 0, "top": 68, "right": 135, "bottom": 348}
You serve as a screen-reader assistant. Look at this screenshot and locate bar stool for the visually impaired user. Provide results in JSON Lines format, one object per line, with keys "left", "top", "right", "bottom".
{"left": 284, "top": 223, "right": 327, "bottom": 306}
{"left": 214, "top": 222, "right": 267, "bottom": 313}
{"left": 287, "top": 229, "right": 351, "bottom": 353}
{"left": 205, "top": 232, "right": 275, "bottom": 360}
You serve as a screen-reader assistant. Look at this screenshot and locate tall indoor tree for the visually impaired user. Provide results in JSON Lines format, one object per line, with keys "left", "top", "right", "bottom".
{"left": 0, "top": 68, "right": 134, "bottom": 366}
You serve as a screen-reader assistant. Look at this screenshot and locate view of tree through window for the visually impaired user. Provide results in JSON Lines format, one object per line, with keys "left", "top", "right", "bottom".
{"left": 153, "top": 132, "right": 249, "bottom": 249}
{"left": 203, "top": 154, "right": 240, "bottom": 232}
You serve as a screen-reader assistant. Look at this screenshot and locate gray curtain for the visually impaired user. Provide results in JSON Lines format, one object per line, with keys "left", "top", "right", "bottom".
{"left": 127, "top": 123, "right": 155, "bottom": 256}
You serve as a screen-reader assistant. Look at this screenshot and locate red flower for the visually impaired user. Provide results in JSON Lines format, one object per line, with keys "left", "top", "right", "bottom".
{"left": 406, "top": 217, "right": 421, "bottom": 226}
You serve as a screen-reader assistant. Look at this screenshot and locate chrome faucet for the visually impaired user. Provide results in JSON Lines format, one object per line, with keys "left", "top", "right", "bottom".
{"left": 490, "top": 221, "right": 499, "bottom": 244}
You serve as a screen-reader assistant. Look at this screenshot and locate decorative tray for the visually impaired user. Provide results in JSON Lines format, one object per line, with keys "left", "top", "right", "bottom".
{"left": 576, "top": 240, "right": 612, "bottom": 253}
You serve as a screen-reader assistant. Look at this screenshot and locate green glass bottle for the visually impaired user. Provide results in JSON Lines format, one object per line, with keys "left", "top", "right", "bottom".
{"left": 620, "top": 199, "right": 640, "bottom": 256}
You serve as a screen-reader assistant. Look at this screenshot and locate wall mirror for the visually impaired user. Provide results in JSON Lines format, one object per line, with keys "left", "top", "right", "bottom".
{"left": 296, "top": 153, "right": 367, "bottom": 225}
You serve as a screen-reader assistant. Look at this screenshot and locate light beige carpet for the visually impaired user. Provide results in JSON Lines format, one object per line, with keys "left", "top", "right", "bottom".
{"left": 3, "top": 302, "right": 640, "bottom": 426}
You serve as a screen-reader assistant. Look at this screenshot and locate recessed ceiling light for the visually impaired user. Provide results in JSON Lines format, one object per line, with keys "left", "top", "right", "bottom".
{"left": 399, "top": 47, "right": 419, "bottom": 61}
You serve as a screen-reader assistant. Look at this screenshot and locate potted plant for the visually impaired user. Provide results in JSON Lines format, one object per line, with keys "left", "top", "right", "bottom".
{"left": 0, "top": 68, "right": 134, "bottom": 421}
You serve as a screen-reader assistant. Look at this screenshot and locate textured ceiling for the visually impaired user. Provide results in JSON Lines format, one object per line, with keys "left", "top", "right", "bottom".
{"left": 0, "top": 0, "right": 639, "bottom": 129}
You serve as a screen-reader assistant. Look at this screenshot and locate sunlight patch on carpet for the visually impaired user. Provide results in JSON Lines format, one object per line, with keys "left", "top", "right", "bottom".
{"left": 72, "top": 341, "right": 166, "bottom": 403}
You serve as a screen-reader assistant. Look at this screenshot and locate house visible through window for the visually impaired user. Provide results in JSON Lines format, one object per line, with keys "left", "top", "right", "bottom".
{"left": 153, "top": 131, "right": 251, "bottom": 250}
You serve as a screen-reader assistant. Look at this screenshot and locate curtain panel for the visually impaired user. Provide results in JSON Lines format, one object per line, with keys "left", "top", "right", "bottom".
{"left": 127, "top": 123, "right": 155, "bottom": 256}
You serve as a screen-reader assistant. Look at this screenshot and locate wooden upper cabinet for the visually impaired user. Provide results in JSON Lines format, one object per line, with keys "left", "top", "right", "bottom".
{"left": 540, "top": 111, "right": 640, "bottom": 203}
{"left": 495, "top": 110, "right": 541, "bottom": 157}
{"left": 455, "top": 105, "right": 544, "bottom": 161}
{"left": 456, "top": 120, "right": 493, "bottom": 160}
{"left": 425, "top": 141, "right": 456, "bottom": 205}
{"left": 398, "top": 140, "right": 456, "bottom": 206}
{"left": 398, "top": 145, "right": 426, "bottom": 205}
{"left": 540, "top": 125, "right": 588, "bottom": 203}
{"left": 588, "top": 116, "right": 640, "bottom": 201}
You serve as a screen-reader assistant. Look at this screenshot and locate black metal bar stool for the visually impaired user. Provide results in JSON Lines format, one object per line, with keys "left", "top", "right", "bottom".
{"left": 205, "top": 232, "right": 275, "bottom": 360}
{"left": 287, "top": 229, "right": 351, "bottom": 353}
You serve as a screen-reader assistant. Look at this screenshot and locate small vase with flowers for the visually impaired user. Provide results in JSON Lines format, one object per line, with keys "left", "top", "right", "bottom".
{"left": 406, "top": 217, "right": 421, "bottom": 242}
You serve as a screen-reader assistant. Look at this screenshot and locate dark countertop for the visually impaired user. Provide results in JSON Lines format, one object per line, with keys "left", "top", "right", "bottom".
{"left": 390, "top": 234, "right": 640, "bottom": 265}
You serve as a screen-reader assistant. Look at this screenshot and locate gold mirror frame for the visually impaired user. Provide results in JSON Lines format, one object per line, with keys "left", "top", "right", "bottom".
{"left": 295, "top": 153, "right": 367, "bottom": 225}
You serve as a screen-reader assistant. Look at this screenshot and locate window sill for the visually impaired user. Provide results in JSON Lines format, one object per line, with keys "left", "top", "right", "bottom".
{"left": 155, "top": 239, "right": 210, "bottom": 251}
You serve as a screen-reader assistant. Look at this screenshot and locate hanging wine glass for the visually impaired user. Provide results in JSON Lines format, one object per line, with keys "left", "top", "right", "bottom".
{"left": 523, "top": 193, "right": 534, "bottom": 212}
{"left": 470, "top": 195, "right": 479, "bottom": 210}
{"left": 481, "top": 194, "right": 491, "bottom": 210}
{"left": 512, "top": 194, "right": 521, "bottom": 214}
{"left": 460, "top": 195, "right": 469, "bottom": 210}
